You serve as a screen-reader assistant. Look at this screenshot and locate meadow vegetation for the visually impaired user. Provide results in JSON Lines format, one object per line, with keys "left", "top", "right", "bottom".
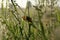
{"left": 0, "top": 0, "right": 60, "bottom": 40}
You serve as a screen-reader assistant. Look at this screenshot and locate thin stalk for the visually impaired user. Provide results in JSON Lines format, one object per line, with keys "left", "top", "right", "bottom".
{"left": 1, "top": 0, "right": 4, "bottom": 17}
{"left": 28, "top": 23, "right": 31, "bottom": 39}
{"left": 16, "top": 3, "right": 25, "bottom": 14}
{"left": 38, "top": 11, "right": 48, "bottom": 40}
{"left": 27, "top": 5, "right": 31, "bottom": 40}
{"left": 27, "top": 3, "right": 31, "bottom": 40}
{"left": 28, "top": 7, "right": 30, "bottom": 16}
{"left": 11, "top": 0, "right": 23, "bottom": 38}
{"left": 4, "top": 0, "right": 8, "bottom": 23}
{"left": 10, "top": 10, "right": 20, "bottom": 24}
{"left": 11, "top": 0, "right": 20, "bottom": 24}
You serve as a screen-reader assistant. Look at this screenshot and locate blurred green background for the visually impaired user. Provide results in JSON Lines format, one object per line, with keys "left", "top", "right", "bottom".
{"left": 0, "top": 0, "right": 60, "bottom": 40}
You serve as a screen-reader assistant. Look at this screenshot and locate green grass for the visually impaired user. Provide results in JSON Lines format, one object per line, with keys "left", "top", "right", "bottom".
{"left": 0, "top": 0, "right": 60, "bottom": 40}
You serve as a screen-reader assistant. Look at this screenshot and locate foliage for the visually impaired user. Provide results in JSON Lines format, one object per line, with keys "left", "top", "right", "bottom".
{"left": 0, "top": 0, "right": 60, "bottom": 40}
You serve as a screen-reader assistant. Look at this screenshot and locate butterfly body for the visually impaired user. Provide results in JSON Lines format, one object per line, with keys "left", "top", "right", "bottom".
{"left": 22, "top": 16, "right": 32, "bottom": 22}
